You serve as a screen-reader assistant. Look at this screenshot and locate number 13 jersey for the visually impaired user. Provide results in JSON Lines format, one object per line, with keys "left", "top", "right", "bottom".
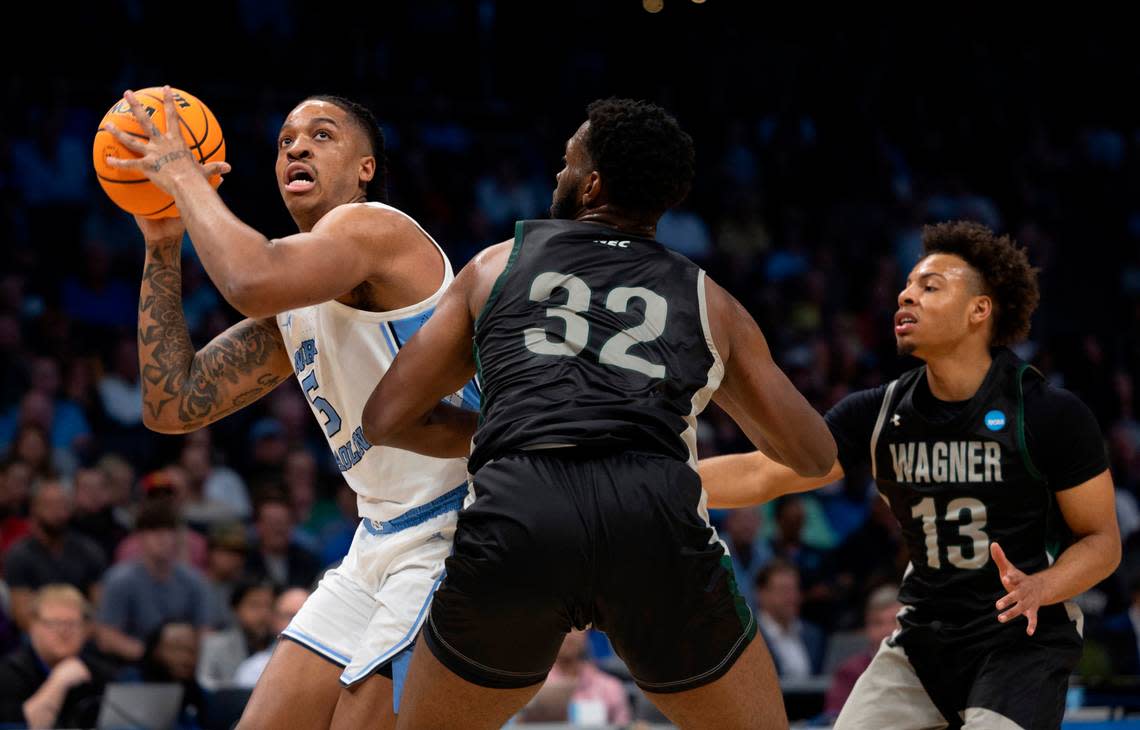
{"left": 470, "top": 219, "right": 721, "bottom": 472}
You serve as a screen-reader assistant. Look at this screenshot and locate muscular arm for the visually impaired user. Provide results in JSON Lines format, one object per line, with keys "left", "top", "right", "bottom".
{"left": 699, "top": 451, "right": 843, "bottom": 508}
{"left": 138, "top": 233, "right": 293, "bottom": 434}
{"left": 362, "top": 241, "right": 512, "bottom": 457}
{"left": 170, "top": 186, "right": 415, "bottom": 318}
{"left": 706, "top": 277, "right": 836, "bottom": 476}
{"left": 1037, "top": 470, "right": 1120, "bottom": 605}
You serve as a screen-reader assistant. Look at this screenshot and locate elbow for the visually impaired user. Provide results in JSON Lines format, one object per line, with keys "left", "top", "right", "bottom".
{"left": 141, "top": 406, "right": 197, "bottom": 435}
{"left": 1105, "top": 532, "right": 1122, "bottom": 575}
{"left": 221, "top": 277, "right": 273, "bottom": 319}
{"left": 361, "top": 399, "right": 394, "bottom": 448}
{"left": 794, "top": 443, "right": 838, "bottom": 479}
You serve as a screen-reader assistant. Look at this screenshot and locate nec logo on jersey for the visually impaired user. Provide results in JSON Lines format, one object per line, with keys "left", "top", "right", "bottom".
{"left": 984, "top": 410, "right": 1006, "bottom": 431}
{"left": 594, "top": 239, "right": 630, "bottom": 249}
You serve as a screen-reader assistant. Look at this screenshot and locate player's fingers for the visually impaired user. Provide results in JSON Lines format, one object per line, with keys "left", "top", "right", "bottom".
{"left": 104, "top": 156, "right": 144, "bottom": 170}
{"left": 990, "top": 541, "right": 1011, "bottom": 572}
{"left": 163, "top": 86, "right": 180, "bottom": 141}
{"left": 124, "top": 90, "right": 161, "bottom": 137}
{"left": 102, "top": 124, "right": 149, "bottom": 153}
{"left": 998, "top": 599, "right": 1025, "bottom": 623}
{"left": 201, "top": 161, "right": 232, "bottom": 178}
{"left": 1026, "top": 608, "right": 1037, "bottom": 636}
{"left": 995, "top": 591, "right": 1016, "bottom": 611}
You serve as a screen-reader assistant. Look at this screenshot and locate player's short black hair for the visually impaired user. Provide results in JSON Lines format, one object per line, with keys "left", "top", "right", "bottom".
{"left": 304, "top": 95, "right": 388, "bottom": 203}
{"left": 583, "top": 98, "right": 694, "bottom": 221}
{"left": 922, "top": 221, "right": 1040, "bottom": 346}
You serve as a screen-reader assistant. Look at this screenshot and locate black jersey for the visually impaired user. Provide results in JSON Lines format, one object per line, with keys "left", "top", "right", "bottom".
{"left": 469, "top": 219, "right": 719, "bottom": 472}
{"left": 827, "top": 348, "right": 1107, "bottom": 645}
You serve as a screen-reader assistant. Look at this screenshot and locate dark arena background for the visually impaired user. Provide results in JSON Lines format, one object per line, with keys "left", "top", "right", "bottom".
{"left": 1, "top": 3, "right": 1138, "bottom": 728}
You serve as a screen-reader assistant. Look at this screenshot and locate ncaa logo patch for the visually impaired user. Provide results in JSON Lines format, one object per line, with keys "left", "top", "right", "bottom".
{"left": 984, "top": 410, "right": 1006, "bottom": 431}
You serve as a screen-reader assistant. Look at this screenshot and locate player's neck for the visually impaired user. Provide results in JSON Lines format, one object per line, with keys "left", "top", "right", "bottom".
{"left": 923, "top": 343, "right": 993, "bottom": 402}
{"left": 575, "top": 207, "right": 655, "bottom": 238}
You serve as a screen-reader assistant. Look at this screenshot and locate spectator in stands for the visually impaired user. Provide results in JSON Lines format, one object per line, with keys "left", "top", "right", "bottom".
{"left": 197, "top": 578, "right": 275, "bottom": 690}
{"left": 754, "top": 558, "right": 826, "bottom": 680}
{"left": 203, "top": 521, "right": 252, "bottom": 629}
{"left": 70, "top": 465, "right": 126, "bottom": 562}
{"left": 723, "top": 506, "right": 772, "bottom": 612}
{"left": 4, "top": 479, "right": 105, "bottom": 629}
{"left": 96, "top": 499, "right": 212, "bottom": 661}
{"left": 178, "top": 430, "right": 250, "bottom": 526}
{"left": 232, "top": 587, "right": 309, "bottom": 688}
{"left": 520, "top": 628, "right": 632, "bottom": 725}
{"left": 120, "top": 621, "right": 205, "bottom": 729}
{"left": 823, "top": 584, "right": 902, "bottom": 719}
{"left": 0, "top": 458, "right": 32, "bottom": 557}
{"left": 1097, "top": 575, "right": 1140, "bottom": 676}
{"left": 115, "top": 470, "right": 208, "bottom": 571}
{"left": 246, "top": 496, "right": 320, "bottom": 589}
{"left": 0, "top": 585, "right": 115, "bottom": 729}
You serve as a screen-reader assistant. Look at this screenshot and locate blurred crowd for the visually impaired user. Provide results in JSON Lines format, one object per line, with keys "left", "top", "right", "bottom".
{"left": 1, "top": 4, "right": 1138, "bottom": 726}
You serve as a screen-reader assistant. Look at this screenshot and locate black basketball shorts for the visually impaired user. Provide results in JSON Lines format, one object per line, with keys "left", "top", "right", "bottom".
{"left": 422, "top": 449, "right": 756, "bottom": 693}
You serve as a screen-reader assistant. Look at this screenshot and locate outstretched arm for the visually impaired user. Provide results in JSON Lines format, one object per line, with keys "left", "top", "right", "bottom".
{"left": 137, "top": 217, "right": 293, "bottom": 434}
{"left": 699, "top": 451, "right": 843, "bottom": 508}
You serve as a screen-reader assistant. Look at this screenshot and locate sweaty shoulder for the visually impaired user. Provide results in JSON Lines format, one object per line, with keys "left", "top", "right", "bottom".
{"left": 825, "top": 384, "right": 891, "bottom": 473}
{"left": 309, "top": 202, "right": 421, "bottom": 245}
{"left": 469, "top": 239, "right": 516, "bottom": 321}
{"left": 1022, "top": 378, "right": 1109, "bottom": 491}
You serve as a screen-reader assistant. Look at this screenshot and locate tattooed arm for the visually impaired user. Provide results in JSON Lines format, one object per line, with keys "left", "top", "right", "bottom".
{"left": 136, "top": 217, "right": 294, "bottom": 434}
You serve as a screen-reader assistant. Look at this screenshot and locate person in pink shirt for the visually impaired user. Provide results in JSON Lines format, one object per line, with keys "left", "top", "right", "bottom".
{"left": 824, "top": 584, "right": 902, "bottom": 719}
{"left": 531, "top": 629, "right": 631, "bottom": 725}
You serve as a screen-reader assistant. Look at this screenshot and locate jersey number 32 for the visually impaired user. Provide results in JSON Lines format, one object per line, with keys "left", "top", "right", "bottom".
{"left": 523, "top": 272, "right": 668, "bottom": 379}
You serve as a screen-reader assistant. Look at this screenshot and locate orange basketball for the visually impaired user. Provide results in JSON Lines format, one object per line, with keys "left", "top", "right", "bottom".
{"left": 92, "top": 86, "right": 226, "bottom": 219}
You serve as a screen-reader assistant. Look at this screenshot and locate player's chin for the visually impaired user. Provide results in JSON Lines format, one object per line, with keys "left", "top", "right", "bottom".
{"left": 895, "top": 337, "right": 918, "bottom": 357}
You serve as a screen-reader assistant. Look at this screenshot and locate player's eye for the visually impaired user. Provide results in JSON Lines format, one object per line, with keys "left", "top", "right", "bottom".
{"left": 315, "top": 130, "right": 331, "bottom": 140}
{"left": 279, "top": 136, "right": 292, "bottom": 148}
{"left": 924, "top": 285, "right": 937, "bottom": 292}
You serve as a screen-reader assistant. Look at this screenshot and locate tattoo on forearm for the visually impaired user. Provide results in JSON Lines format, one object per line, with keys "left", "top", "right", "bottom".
{"left": 138, "top": 245, "right": 287, "bottom": 427}
{"left": 151, "top": 150, "right": 191, "bottom": 172}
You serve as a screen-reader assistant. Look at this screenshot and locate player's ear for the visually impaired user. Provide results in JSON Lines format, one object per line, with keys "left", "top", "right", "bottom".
{"left": 969, "top": 294, "right": 993, "bottom": 326}
{"left": 359, "top": 155, "right": 376, "bottom": 188}
{"left": 581, "top": 170, "right": 602, "bottom": 207}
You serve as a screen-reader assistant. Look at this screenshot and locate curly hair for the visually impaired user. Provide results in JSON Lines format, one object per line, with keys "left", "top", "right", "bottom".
{"left": 922, "top": 221, "right": 1040, "bottom": 346}
{"left": 583, "top": 98, "right": 695, "bottom": 220}
{"left": 303, "top": 95, "right": 388, "bottom": 203}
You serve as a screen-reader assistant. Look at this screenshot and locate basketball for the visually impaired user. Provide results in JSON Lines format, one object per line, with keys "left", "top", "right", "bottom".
{"left": 92, "top": 86, "right": 226, "bottom": 219}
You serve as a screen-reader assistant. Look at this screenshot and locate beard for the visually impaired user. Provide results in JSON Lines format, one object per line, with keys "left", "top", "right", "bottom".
{"left": 549, "top": 184, "right": 580, "bottom": 220}
{"left": 896, "top": 340, "right": 917, "bottom": 357}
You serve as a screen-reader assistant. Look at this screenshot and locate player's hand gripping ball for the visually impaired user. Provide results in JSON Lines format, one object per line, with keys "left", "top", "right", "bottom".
{"left": 93, "top": 86, "right": 228, "bottom": 219}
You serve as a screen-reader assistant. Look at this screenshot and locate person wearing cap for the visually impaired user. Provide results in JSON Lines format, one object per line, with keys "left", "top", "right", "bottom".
{"left": 113, "top": 468, "right": 208, "bottom": 571}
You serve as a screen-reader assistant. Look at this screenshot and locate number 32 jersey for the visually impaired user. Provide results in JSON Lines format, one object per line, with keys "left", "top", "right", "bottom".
{"left": 470, "top": 219, "right": 721, "bottom": 472}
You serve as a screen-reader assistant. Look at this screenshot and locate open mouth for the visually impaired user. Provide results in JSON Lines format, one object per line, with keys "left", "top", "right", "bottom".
{"left": 894, "top": 312, "right": 917, "bottom": 335}
{"left": 285, "top": 164, "right": 316, "bottom": 193}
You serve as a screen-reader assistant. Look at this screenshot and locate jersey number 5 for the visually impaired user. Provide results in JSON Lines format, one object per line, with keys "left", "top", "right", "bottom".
{"left": 911, "top": 496, "right": 990, "bottom": 569}
{"left": 523, "top": 272, "right": 667, "bottom": 379}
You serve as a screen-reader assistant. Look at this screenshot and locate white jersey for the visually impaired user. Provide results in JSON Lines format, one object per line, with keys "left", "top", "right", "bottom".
{"left": 275, "top": 203, "right": 479, "bottom": 522}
